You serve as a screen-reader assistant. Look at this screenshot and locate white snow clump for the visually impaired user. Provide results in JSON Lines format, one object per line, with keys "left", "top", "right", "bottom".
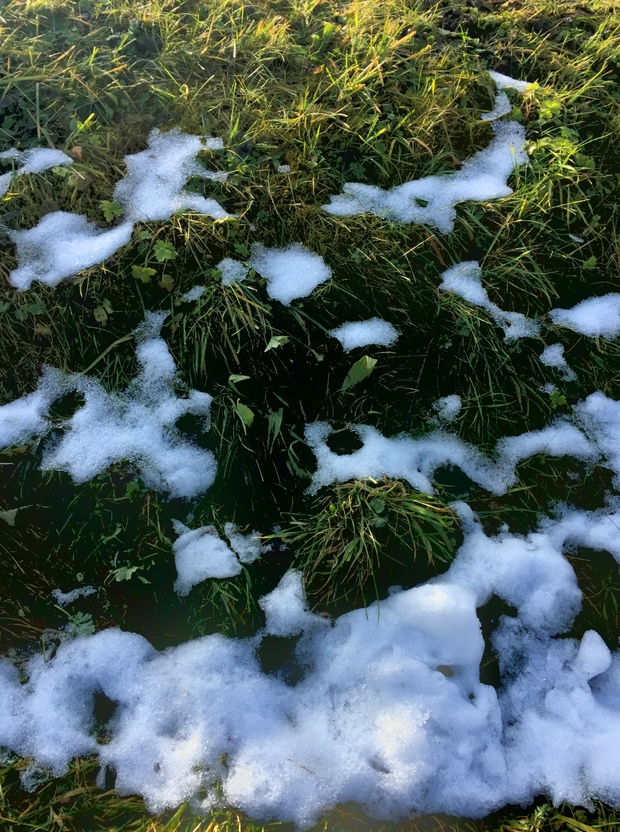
{"left": 0, "top": 147, "right": 72, "bottom": 197}
{"left": 5, "top": 505, "right": 620, "bottom": 826}
{"left": 439, "top": 261, "right": 540, "bottom": 341}
{"left": 304, "top": 386, "right": 620, "bottom": 496}
{"left": 113, "top": 128, "right": 230, "bottom": 223}
{"left": 0, "top": 369, "right": 62, "bottom": 449}
{"left": 328, "top": 318, "right": 399, "bottom": 351}
{"left": 322, "top": 121, "right": 528, "bottom": 233}
{"left": 550, "top": 294, "right": 620, "bottom": 340}
{"left": 249, "top": 243, "right": 332, "bottom": 305}
{"left": 52, "top": 586, "right": 97, "bottom": 607}
{"left": 433, "top": 394, "right": 462, "bottom": 423}
{"left": 8, "top": 129, "right": 229, "bottom": 290}
{"left": 480, "top": 92, "right": 512, "bottom": 122}
{"left": 540, "top": 344, "right": 576, "bottom": 381}
{"left": 217, "top": 257, "right": 249, "bottom": 287}
{"left": 0, "top": 313, "right": 217, "bottom": 499}
{"left": 172, "top": 521, "right": 267, "bottom": 594}
{"left": 224, "top": 523, "right": 265, "bottom": 564}
{"left": 9, "top": 212, "right": 134, "bottom": 291}
{"left": 181, "top": 285, "right": 207, "bottom": 302}
{"left": 172, "top": 521, "right": 242, "bottom": 594}
{"left": 487, "top": 70, "right": 533, "bottom": 93}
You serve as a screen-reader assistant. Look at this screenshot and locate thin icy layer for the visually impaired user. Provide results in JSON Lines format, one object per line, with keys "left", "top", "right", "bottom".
{"left": 249, "top": 243, "right": 332, "bottom": 305}
{"left": 0, "top": 147, "right": 72, "bottom": 197}
{"left": 322, "top": 121, "right": 528, "bottom": 233}
{"left": 550, "top": 294, "right": 620, "bottom": 340}
{"left": 172, "top": 521, "right": 242, "bottom": 594}
{"left": 52, "top": 586, "right": 97, "bottom": 607}
{"left": 0, "top": 313, "right": 217, "bottom": 499}
{"left": 540, "top": 344, "right": 576, "bottom": 381}
{"left": 328, "top": 318, "right": 399, "bottom": 351}
{"left": 113, "top": 129, "right": 230, "bottom": 223}
{"left": 305, "top": 386, "right": 620, "bottom": 497}
{"left": 439, "top": 261, "right": 540, "bottom": 341}
{"left": 4, "top": 503, "right": 620, "bottom": 825}
{"left": 9, "top": 212, "right": 134, "bottom": 290}
{"left": 217, "top": 257, "right": 249, "bottom": 287}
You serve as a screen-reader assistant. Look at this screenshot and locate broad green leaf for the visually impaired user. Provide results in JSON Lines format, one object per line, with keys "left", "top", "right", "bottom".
{"left": 0, "top": 508, "right": 18, "bottom": 526}
{"left": 583, "top": 256, "right": 597, "bottom": 270}
{"left": 27, "top": 298, "right": 46, "bottom": 316}
{"left": 158, "top": 274, "right": 175, "bottom": 292}
{"left": 153, "top": 240, "right": 177, "bottom": 262}
{"left": 101, "top": 200, "right": 124, "bottom": 222}
{"left": 132, "top": 265, "right": 156, "bottom": 283}
{"left": 539, "top": 99, "right": 562, "bottom": 121}
{"left": 94, "top": 305, "right": 108, "bottom": 325}
{"left": 369, "top": 498, "right": 385, "bottom": 515}
{"left": 0, "top": 301, "right": 9, "bottom": 313}
{"left": 264, "top": 335, "right": 290, "bottom": 352}
{"left": 235, "top": 401, "right": 254, "bottom": 427}
{"left": 340, "top": 355, "right": 377, "bottom": 392}
{"left": 549, "top": 389, "right": 567, "bottom": 409}
{"left": 111, "top": 564, "right": 140, "bottom": 582}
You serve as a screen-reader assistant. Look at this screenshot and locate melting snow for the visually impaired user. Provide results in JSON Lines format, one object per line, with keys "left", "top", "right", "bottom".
{"left": 487, "top": 70, "right": 533, "bottom": 93}
{"left": 172, "top": 521, "right": 267, "bottom": 594}
{"left": 304, "top": 390, "right": 616, "bottom": 497}
{"left": 0, "top": 313, "right": 216, "bottom": 499}
{"left": 550, "top": 294, "right": 620, "bottom": 340}
{"left": 0, "top": 147, "right": 72, "bottom": 198}
{"left": 4, "top": 504, "right": 620, "bottom": 825}
{"left": 9, "top": 213, "right": 134, "bottom": 291}
{"left": 52, "top": 586, "right": 97, "bottom": 607}
{"left": 217, "top": 257, "right": 249, "bottom": 287}
{"left": 323, "top": 122, "right": 527, "bottom": 233}
{"left": 249, "top": 243, "right": 332, "bottom": 305}
{"left": 172, "top": 521, "right": 242, "bottom": 594}
{"left": 439, "top": 261, "right": 540, "bottom": 341}
{"left": 5, "top": 74, "right": 620, "bottom": 830}
{"left": 540, "top": 344, "right": 576, "bottom": 381}
{"left": 113, "top": 129, "right": 230, "bottom": 223}
{"left": 181, "top": 285, "right": 207, "bottom": 302}
{"left": 433, "top": 394, "right": 462, "bottom": 423}
{"left": 8, "top": 130, "right": 229, "bottom": 290}
{"left": 328, "top": 318, "right": 399, "bottom": 351}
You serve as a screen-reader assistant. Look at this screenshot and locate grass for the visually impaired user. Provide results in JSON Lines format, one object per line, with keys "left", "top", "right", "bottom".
{"left": 2, "top": 0, "right": 620, "bottom": 829}
{"left": 279, "top": 478, "right": 459, "bottom": 609}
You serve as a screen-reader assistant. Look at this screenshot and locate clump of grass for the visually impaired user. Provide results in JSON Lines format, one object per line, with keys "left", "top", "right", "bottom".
{"left": 278, "top": 477, "right": 459, "bottom": 608}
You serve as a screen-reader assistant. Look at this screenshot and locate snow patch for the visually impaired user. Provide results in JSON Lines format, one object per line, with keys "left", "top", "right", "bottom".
{"left": 323, "top": 121, "right": 528, "bottom": 233}
{"left": 0, "top": 147, "right": 72, "bottom": 197}
{"left": 9, "top": 213, "right": 134, "bottom": 291}
{"left": 550, "top": 294, "right": 620, "bottom": 340}
{"left": 540, "top": 344, "right": 576, "bottom": 381}
{"left": 439, "top": 261, "right": 540, "bottom": 341}
{"left": 249, "top": 243, "right": 332, "bottom": 305}
{"left": 114, "top": 129, "right": 230, "bottom": 223}
{"left": 328, "top": 318, "right": 399, "bottom": 351}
